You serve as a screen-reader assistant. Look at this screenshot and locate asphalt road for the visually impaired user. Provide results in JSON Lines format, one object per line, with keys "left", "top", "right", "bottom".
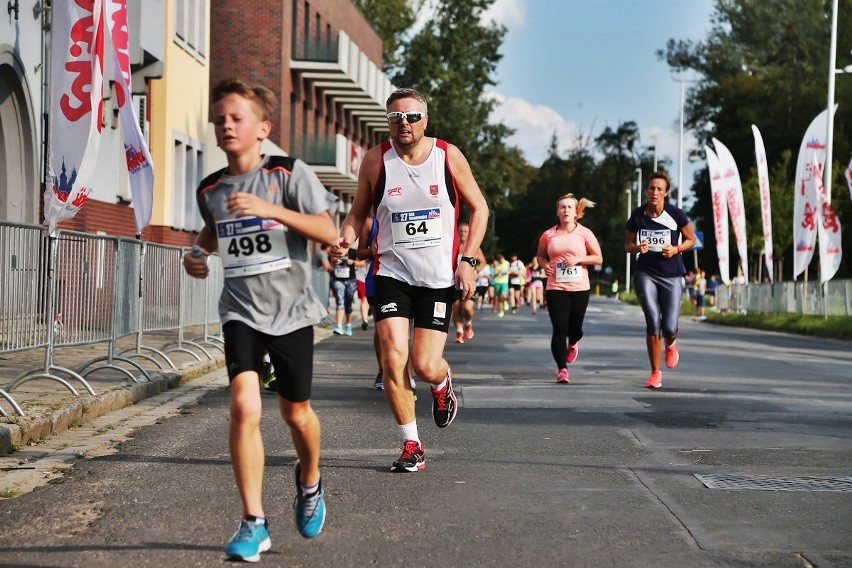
{"left": 1, "top": 296, "right": 850, "bottom": 567}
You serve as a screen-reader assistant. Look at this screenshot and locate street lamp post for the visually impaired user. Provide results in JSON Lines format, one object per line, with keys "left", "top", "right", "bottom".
{"left": 625, "top": 187, "right": 632, "bottom": 293}
{"left": 634, "top": 167, "right": 642, "bottom": 209}
{"left": 671, "top": 75, "right": 686, "bottom": 209}
{"left": 651, "top": 135, "right": 658, "bottom": 172}
{"left": 824, "top": 0, "right": 851, "bottom": 200}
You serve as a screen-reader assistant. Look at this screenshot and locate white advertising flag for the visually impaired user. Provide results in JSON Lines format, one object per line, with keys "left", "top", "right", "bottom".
{"left": 45, "top": 0, "right": 105, "bottom": 233}
{"left": 106, "top": 0, "right": 154, "bottom": 234}
{"left": 812, "top": 159, "right": 842, "bottom": 283}
{"left": 705, "top": 146, "right": 730, "bottom": 285}
{"left": 793, "top": 107, "right": 836, "bottom": 279}
{"left": 712, "top": 138, "right": 749, "bottom": 282}
{"left": 751, "top": 125, "right": 774, "bottom": 282}
{"left": 845, "top": 156, "right": 852, "bottom": 203}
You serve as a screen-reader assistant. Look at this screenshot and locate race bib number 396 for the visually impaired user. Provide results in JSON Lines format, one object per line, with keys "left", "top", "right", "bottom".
{"left": 639, "top": 229, "right": 671, "bottom": 252}
{"left": 217, "top": 217, "right": 291, "bottom": 278}
{"left": 390, "top": 208, "right": 442, "bottom": 249}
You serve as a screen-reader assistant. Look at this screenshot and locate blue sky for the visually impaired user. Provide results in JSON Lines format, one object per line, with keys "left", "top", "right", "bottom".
{"left": 479, "top": 0, "right": 717, "bottom": 195}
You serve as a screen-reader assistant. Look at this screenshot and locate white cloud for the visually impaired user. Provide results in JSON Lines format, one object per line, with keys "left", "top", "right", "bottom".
{"left": 487, "top": 92, "right": 581, "bottom": 166}
{"left": 488, "top": 92, "right": 700, "bottom": 187}
{"left": 483, "top": 0, "right": 527, "bottom": 29}
{"left": 413, "top": 0, "right": 527, "bottom": 34}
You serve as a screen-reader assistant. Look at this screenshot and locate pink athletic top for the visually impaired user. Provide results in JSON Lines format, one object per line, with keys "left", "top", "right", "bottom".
{"left": 538, "top": 224, "right": 599, "bottom": 292}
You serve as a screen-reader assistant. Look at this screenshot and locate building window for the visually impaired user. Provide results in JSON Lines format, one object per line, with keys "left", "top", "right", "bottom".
{"left": 172, "top": 134, "right": 204, "bottom": 232}
{"left": 174, "top": 0, "right": 207, "bottom": 62}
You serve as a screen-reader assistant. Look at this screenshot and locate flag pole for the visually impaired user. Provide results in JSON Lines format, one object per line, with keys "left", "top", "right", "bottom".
{"left": 824, "top": 0, "right": 839, "bottom": 204}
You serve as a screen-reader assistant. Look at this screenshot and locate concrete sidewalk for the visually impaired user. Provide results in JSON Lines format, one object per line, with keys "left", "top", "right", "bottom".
{"left": 0, "top": 326, "right": 335, "bottom": 455}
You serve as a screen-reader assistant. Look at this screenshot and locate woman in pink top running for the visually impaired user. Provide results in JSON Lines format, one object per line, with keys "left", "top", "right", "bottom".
{"left": 535, "top": 194, "right": 603, "bottom": 384}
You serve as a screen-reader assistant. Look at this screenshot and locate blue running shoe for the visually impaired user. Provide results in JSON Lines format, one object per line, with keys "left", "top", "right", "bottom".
{"left": 225, "top": 519, "right": 271, "bottom": 562}
{"left": 293, "top": 462, "right": 326, "bottom": 538}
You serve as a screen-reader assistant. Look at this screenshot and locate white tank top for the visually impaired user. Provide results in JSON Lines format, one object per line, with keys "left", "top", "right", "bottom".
{"left": 373, "top": 139, "right": 459, "bottom": 288}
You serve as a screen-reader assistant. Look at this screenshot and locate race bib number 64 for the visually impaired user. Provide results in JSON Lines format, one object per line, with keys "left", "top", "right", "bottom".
{"left": 390, "top": 208, "right": 442, "bottom": 249}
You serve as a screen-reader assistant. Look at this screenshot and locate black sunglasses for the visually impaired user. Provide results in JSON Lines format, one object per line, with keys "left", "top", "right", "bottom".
{"left": 386, "top": 111, "right": 424, "bottom": 124}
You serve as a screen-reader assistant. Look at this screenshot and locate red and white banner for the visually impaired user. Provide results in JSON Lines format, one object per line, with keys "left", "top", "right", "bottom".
{"left": 751, "top": 125, "right": 774, "bottom": 282}
{"left": 845, "top": 156, "right": 852, "bottom": 203}
{"left": 106, "top": 0, "right": 154, "bottom": 234}
{"left": 812, "top": 158, "right": 842, "bottom": 283}
{"left": 712, "top": 138, "right": 748, "bottom": 283}
{"left": 45, "top": 0, "right": 105, "bottom": 233}
{"left": 704, "top": 146, "right": 730, "bottom": 285}
{"left": 793, "top": 107, "right": 835, "bottom": 279}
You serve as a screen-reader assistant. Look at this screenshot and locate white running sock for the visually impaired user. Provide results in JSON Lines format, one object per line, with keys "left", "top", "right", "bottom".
{"left": 432, "top": 375, "right": 448, "bottom": 391}
{"left": 399, "top": 420, "right": 419, "bottom": 444}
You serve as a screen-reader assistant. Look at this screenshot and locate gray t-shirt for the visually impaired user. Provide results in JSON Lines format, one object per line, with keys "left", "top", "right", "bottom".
{"left": 197, "top": 155, "right": 338, "bottom": 336}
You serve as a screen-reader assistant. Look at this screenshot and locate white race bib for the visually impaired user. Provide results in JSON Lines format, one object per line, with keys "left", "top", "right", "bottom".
{"left": 555, "top": 262, "right": 583, "bottom": 283}
{"left": 639, "top": 229, "right": 671, "bottom": 252}
{"left": 217, "top": 217, "right": 291, "bottom": 278}
{"left": 390, "top": 208, "right": 442, "bottom": 249}
{"left": 334, "top": 262, "right": 351, "bottom": 279}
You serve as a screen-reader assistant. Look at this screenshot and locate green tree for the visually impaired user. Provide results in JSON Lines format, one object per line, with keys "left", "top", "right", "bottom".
{"left": 352, "top": 0, "right": 424, "bottom": 72}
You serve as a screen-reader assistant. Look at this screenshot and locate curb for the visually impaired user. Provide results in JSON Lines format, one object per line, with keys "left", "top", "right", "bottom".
{"left": 0, "top": 357, "right": 225, "bottom": 455}
{"left": 0, "top": 324, "right": 338, "bottom": 455}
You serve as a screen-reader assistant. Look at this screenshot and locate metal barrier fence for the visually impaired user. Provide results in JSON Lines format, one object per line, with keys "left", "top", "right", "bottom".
{"left": 716, "top": 279, "right": 852, "bottom": 316}
{"left": 0, "top": 221, "right": 224, "bottom": 417}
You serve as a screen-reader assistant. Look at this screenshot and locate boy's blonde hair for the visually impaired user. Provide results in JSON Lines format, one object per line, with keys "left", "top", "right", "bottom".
{"left": 211, "top": 78, "right": 277, "bottom": 121}
{"left": 556, "top": 193, "right": 596, "bottom": 220}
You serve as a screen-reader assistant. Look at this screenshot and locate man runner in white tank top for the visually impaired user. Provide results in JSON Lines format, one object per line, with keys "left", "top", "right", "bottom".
{"left": 331, "top": 88, "right": 489, "bottom": 473}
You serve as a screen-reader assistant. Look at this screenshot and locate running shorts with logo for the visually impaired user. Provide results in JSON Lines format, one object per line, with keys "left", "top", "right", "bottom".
{"left": 373, "top": 275, "right": 454, "bottom": 333}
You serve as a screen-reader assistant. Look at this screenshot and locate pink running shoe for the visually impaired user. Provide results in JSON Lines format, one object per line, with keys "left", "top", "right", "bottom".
{"left": 645, "top": 370, "right": 662, "bottom": 389}
{"left": 566, "top": 342, "right": 580, "bottom": 364}
{"left": 454, "top": 332, "right": 464, "bottom": 344}
{"left": 556, "top": 368, "right": 570, "bottom": 383}
{"left": 463, "top": 322, "right": 474, "bottom": 340}
{"left": 665, "top": 340, "right": 679, "bottom": 369}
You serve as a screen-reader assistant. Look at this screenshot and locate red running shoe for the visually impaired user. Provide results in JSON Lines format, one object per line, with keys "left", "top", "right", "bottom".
{"left": 463, "top": 321, "right": 474, "bottom": 340}
{"left": 566, "top": 342, "right": 580, "bottom": 364}
{"left": 556, "top": 368, "right": 570, "bottom": 383}
{"left": 391, "top": 440, "right": 425, "bottom": 472}
{"left": 665, "top": 340, "right": 679, "bottom": 369}
{"left": 645, "top": 370, "right": 662, "bottom": 389}
{"left": 431, "top": 369, "right": 458, "bottom": 428}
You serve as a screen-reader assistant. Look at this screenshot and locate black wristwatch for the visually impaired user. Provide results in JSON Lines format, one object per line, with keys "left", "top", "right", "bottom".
{"left": 460, "top": 256, "right": 478, "bottom": 267}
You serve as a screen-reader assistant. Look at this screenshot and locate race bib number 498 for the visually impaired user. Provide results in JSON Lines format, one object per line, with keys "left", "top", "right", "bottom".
{"left": 217, "top": 217, "right": 291, "bottom": 278}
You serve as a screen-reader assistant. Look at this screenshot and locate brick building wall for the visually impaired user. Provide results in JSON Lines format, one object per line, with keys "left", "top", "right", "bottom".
{"left": 210, "top": 0, "right": 384, "bottom": 155}
{"left": 56, "top": 200, "right": 191, "bottom": 246}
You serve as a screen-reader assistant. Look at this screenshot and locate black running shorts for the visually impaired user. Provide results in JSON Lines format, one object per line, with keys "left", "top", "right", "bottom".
{"left": 373, "top": 275, "right": 454, "bottom": 333}
{"left": 223, "top": 320, "right": 314, "bottom": 402}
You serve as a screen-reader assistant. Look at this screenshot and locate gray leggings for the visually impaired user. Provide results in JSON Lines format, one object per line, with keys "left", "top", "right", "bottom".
{"left": 635, "top": 272, "right": 682, "bottom": 338}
